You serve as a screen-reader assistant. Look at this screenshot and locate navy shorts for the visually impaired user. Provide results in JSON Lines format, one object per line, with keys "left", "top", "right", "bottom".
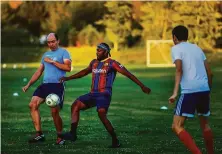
{"left": 77, "top": 92, "right": 111, "bottom": 111}
{"left": 33, "top": 83, "right": 65, "bottom": 109}
{"left": 174, "top": 91, "right": 210, "bottom": 117}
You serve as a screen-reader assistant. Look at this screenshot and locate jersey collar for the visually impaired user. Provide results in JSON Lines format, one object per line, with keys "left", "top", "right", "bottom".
{"left": 100, "top": 57, "right": 110, "bottom": 62}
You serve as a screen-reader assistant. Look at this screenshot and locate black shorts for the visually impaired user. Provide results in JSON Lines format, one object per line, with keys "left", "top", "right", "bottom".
{"left": 77, "top": 92, "right": 111, "bottom": 111}
{"left": 33, "top": 83, "right": 65, "bottom": 109}
{"left": 174, "top": 91, "right": 210, "bottom": 117}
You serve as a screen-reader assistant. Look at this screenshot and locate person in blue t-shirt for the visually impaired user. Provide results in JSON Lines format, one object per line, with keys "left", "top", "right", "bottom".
{"left": 22, "top": 33, "right": 72, "bottom": 145}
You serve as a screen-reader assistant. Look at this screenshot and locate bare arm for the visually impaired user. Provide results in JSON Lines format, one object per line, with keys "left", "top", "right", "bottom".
{"left": 173, "top": 60, "right": 183, "bottom": 96}
{"left": 169, "top": 59, "right": 182, "bottom": 103}
{"left": 53, "top": 59, "right": 71, "bottom": 72}
{"left": 22, "top": 64, "right": 44, "bottom": 92}
{"left": 60, "top": 66, "right": 92, "bottom": 82}
{"left": 112, "top": 62, "right": 151, "bottom": 94}
{"left": 204, "top": 60, "right": 213, "bottom": 89}
{"left": 44, "top": 58, "right": 71, "bottom": 72}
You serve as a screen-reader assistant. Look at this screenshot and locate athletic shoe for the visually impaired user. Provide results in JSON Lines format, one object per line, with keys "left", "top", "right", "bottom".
{"left": 28, "top": 133, "right": 45, "bottom": 143}
{"left": 58, "top": 132, "right": 77, "bottom": 142}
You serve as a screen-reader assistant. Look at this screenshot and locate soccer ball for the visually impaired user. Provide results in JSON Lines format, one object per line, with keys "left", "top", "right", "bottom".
{"left": 45, "top": 93, "right": 60, "bottom": 107}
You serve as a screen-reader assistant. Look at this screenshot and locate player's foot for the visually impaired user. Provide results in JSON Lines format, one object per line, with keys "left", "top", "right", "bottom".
{"left": 55, "top": 137, "right": 65, "bottom": 145}
{"left": 28, "top": 133, "right": 45, "bottom": 143}
{"left": 109, "top": 139, "right": 121, "bottom": 148}
{"left": 58, "top": 132, "right": 77, "bottom": 142}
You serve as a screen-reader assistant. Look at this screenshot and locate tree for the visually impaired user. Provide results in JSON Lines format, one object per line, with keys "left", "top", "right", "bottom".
{"left": 68, "top": 1, "right": 105, "bottom": 31}
{"left": 43, "top": 1, "right": 105, "bottom": 46}
{"left": 96, "top": 2, "right": 142, "bottom": 50}
{"left": 171, "top": 1, "right": 222, "bottom": 50}
{"left": 78, "top": 24, "right": 103, "bottom": 46}
{"left": 140, "top": 1, "right": 222, "bottom": 51}
{"left": 43, "top": 1, "right": 71, "bottom": 32}
{"left": 1, "top": 2, "right": 45, "bottom": 45}
{"left": 140, "top": 1, "right": 173, "bottom": 40}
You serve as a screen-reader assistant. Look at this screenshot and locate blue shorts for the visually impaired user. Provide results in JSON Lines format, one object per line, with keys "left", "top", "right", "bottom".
{"left": 33, "top": 83, "right": 65, "bottom": 109}
{"left": 174, "top": 91, "right": 210, "bottom": 117}
{"left": 77, "top": 92, "right": 111, "bottom": 111}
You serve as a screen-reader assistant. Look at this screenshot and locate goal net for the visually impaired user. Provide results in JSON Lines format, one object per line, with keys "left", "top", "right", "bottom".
{"left": 146, "top": 40, "right": 174, "bottom": 67}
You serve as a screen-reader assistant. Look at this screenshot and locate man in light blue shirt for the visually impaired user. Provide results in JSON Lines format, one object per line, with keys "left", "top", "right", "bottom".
{"left": 22, "top": 33, "right": 71, "bottom": 145}
{"left": 169, "top": 25, "right": 214, "bottom": 154}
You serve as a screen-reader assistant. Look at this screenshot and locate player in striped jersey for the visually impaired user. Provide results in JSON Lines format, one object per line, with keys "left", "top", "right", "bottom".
{"left": 59, "top": 43, "right": 151, "bottom": 148}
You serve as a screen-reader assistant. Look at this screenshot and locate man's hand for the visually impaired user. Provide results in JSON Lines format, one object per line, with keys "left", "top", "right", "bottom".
{"left": 44, "top": 57, "right": 54, "bottom": 64}
{"left": 141, "top": 86, "right": 151, "bottom": 94}
{"left": 59, "top": 77, "right": 69, "bottom": 83}
{"left": 22, "top": 84, "right": 30, "bottom": 92}
{"left": 169, "top": 93, "right": 177, "bottom": 104}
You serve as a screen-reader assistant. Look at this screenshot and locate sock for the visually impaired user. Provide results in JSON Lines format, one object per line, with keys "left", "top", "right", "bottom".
{"left": 109, "top": 130, "right": 118, "bottom": 144}
{"left": 178, "top": 130, "right": 201, "bottom": 154}
{"left": 70, "top": 122, "right": 77, "bottom": 136}
{"left": 203, "top": 129, "right": 214, "bottom": 154}
{"left": 110, "top": 130, "right": 117, "bottom": 139}
{"left": 57, "top": 132, "right": 61, "bottom": 138}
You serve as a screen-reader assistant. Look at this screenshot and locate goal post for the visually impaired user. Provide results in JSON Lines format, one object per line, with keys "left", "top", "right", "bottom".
{"left": 146, "top": 40, "right": 174, "bottom": 67}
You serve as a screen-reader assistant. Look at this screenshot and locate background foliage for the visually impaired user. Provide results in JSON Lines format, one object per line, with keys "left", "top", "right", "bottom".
{"left": 2, "top": 1, "right": 221, "bottom": 49}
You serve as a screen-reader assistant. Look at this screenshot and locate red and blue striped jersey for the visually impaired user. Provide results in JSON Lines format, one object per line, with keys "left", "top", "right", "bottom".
{"left": 89, "top": 58, "right": 123, "bottom": 95}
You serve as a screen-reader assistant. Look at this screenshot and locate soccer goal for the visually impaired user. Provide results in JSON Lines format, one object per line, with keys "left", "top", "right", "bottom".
{"left": 146, "top": 40, "right": 174, "bottom": 67}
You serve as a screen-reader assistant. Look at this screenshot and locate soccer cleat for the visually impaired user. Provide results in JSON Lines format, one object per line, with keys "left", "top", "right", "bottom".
{"left": 28, "top": 133, "right": 45, "bottom": 143}
{"left": 58, "top": 132, "right": 77, "bottom": 142}
{"left": 109, "top": 139, "right": 121, "bottom": 148}
{"left": 56, "top": 137, "right": 65, "bottom": 145}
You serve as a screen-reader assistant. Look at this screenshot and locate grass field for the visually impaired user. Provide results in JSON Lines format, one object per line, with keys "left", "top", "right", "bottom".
{"left": 1, "top": 66, "right": 222, "bottom": 154}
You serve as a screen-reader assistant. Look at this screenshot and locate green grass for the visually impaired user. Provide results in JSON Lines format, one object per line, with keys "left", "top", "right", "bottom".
{"left": 1, "top": 66, "right": 222, "bottom": 154}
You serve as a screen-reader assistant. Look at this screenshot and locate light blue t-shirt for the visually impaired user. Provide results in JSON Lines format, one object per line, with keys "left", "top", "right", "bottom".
{"left": 41, "top": 47, "right": 71, "bottom": 83}
{"left": 171, "top": 42, "right": 210, "bottom": 94}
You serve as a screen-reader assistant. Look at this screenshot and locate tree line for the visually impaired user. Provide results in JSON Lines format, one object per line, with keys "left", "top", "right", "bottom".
{"left": 1, "top": 1, "right": 222, "bottom": 51}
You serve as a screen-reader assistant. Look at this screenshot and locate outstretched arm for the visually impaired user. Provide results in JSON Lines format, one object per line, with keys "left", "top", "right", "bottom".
{"left": 112, "top": 61, "right": 151, "bottom": 94}
{"left": 60, "top": 66, "right": 91, "bottom": 82}
{"left": 22, "top": 64, "right": 44, "bottom": 92}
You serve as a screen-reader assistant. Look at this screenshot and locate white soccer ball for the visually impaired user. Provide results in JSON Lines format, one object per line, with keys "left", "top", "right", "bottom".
{"left": 45, "top": 93, "right": 60, "bottom": 107}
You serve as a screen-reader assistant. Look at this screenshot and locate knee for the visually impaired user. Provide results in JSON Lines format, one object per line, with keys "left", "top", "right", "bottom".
{"left": 172, "top": 124, "right": 177, "bottom": 132}
{"left": 202, "top": 124, "right": 211, "bottom": 132}
{"left": 71, "top": 100, "right": 81, "bottom": 112}
{"left": 172, "top": 123, "right": 183, "bottom": 134}
{"left": 98, "top": 108, "right": 107, "bottom": 120}
{"left": 29, "top": 102, "right": 38, "bottom": 111}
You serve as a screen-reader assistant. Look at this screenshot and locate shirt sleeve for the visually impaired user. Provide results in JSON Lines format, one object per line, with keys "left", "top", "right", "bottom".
{"left": 201, "top": 51, "right": 207, "bottom": 61}
{"left": 89, "top": 59, "right": 96, "bottom": 69}
{"left": 63, "top": 50, "right": 72, "bottom": 61}
{"left": 41, "top": 54, "right": 45, "bottom": 64}
{"left": 171, "top": 47, "right": 182, "bottom": 63}
{"left": 112, "top": 60, "right": 125, "bottom": 70}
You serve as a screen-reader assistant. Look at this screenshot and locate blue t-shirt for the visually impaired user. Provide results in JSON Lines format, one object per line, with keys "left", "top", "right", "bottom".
{"left": 41, "top": 48, "right": 71, "bottom": 83}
